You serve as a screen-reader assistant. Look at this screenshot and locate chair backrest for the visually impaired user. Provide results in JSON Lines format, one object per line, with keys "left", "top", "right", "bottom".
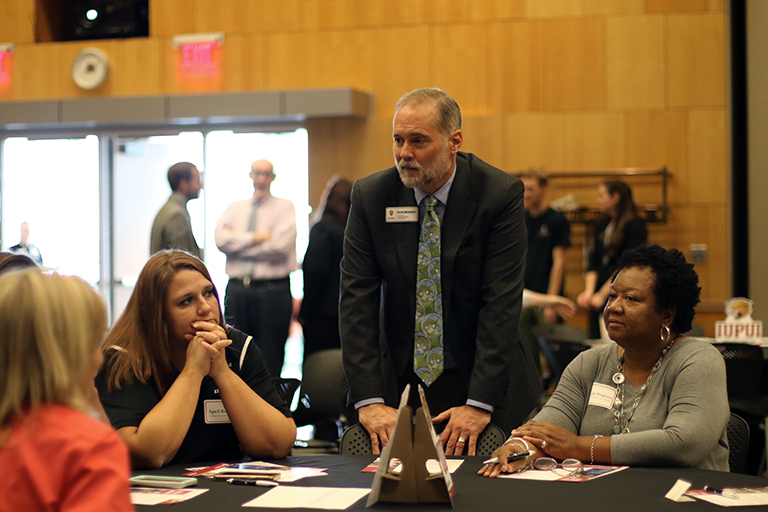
{"left": 533, "top": 324, "right": 590, "bottom": 384}
{"left": 339, "top": 422, "right": 507, "bottom": 457}
{"left": 339, "top": 423, "right": 372, "bottom": 455}
{"left": 712, "top": 343, "right": 763, "bottom": 401}
{"left": 272, "top": 377, "right": 301, "bottom": 407}
{"left": 292, "top": 348, "right": 348, "bottom": 427}
{"left": 726, "top": 412, "right": 750, "bottom": 473}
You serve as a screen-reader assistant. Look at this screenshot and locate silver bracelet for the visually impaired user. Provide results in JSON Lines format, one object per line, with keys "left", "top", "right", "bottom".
{"left": 590, "top": 435, "right": 603, "bottom": 464}
{"left": 504, "top": 435, "right": 532, "bottom": 453}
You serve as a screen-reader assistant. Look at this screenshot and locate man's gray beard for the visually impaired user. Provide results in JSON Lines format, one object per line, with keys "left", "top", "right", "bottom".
{"left": 397, "top": 160, "right": 448, "bottom": 189}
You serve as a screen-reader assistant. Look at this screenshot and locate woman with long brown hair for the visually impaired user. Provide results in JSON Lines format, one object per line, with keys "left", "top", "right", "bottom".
{"left": 97, "top": 250, "right": 295, "bottom": 468}
{"left": 577, "top": 180, "right": 647, "bottom": 338}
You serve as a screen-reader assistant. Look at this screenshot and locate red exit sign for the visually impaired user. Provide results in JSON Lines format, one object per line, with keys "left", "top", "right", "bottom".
{"left": 0, "top": 48, "right": 12, "bottom": 89}
{"left": 180, "top": 41, "right": 220, "bottom": 72}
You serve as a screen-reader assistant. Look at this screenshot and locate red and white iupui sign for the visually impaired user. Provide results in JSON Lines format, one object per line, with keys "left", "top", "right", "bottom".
{"left": 715, "top": 297, "right": 763, "bottom": 341}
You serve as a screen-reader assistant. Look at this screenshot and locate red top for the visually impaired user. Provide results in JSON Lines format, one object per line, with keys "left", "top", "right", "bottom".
{"left": 0, "top": 404, "right": 133, "bottom": 512}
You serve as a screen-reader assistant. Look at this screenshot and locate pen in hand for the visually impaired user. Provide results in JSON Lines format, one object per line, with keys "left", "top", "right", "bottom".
{"left": 227, "top": 478, "right": 279, "bottom": 487}
{"left": 482, "top": 450, "right": 531, "bottom": 465}
{"left": 703, "top": 486, "right": 739, "bottom": 499}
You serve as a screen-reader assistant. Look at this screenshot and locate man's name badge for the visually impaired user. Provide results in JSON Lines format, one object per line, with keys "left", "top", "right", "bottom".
{"left": 204, "top": 399, "right": 231, "bottom": 424}
{"left": 588, "top": 382, "right": 618, "bottom": 409}
{"left": 385, "top": 207, "right": 418, "bottom": 223}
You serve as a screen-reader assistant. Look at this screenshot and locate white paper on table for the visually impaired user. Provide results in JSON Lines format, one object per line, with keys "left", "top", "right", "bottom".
{"left": 364, "top": 457, "right": 463, "bottom": 475}
{"left": 243, "top": 486, "right": 370, "bottom": 510}
{"left": 686, "top": 488, "right": 768, "bottom": 507}
{"left": 499, "top": 471, "right": 561, "bottom": 481}
{"left": 130, "top": 487, "right": 208, "bottom": 505}
{"left": 275, "top": 467, "right": 327, "bottom": 482}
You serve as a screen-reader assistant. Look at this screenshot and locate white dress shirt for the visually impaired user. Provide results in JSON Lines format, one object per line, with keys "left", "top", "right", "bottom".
{"left": 215, "top": 195, "right": 298, "bottom": 280}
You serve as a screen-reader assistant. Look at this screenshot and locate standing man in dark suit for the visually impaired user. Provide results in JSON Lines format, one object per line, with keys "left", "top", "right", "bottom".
{"left": 340, "top": 88, "right": 540, "bottom": 456}
{"left": 150, "top": 162, "right": 202, "bottom": 258}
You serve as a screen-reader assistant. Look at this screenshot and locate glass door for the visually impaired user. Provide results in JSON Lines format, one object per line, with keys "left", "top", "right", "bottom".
{"left": 1, "top": 136, "right": 101, "bottom": 284}
{"left": 111, "top": 132, "right": 205, "bottom": 320}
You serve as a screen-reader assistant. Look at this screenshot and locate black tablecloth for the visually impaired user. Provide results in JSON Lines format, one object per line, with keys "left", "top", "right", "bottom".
{"left": 135, "top": 455, "right": 768, "bottom": 511}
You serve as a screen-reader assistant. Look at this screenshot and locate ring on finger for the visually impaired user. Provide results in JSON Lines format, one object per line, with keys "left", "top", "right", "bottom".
{"left": 457, "top": 437, "right": 466, "bottom": 444}
{"left": 541, "top": 440, "right": 547, "bottom": 450}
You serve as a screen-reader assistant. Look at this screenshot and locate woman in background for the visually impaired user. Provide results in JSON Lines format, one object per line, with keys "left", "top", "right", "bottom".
{"left": 97, "top": 250, "right": 295, "bottom": 468}
{"left": 298, "top": 177, "right": 353, "bottom": 357}
{"left": 578, "top": 180, "right": 647, "bottom": 338}
{"left": 0, "top": 270, "right": 133, "bottom": 512}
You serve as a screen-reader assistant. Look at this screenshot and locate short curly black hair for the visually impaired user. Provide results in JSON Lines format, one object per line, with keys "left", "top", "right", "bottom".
{"left": 614, "top": 244, "right": 701, "bottom": 334}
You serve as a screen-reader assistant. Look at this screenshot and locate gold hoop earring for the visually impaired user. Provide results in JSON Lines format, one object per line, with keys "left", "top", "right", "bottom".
{"left": 660, "top": 325, "right": 671, "bottom": 343}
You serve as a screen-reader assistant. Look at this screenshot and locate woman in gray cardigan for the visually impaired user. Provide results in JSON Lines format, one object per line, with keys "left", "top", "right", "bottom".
{"left": 480, "top": 244, "right": 729, "bottom": 476}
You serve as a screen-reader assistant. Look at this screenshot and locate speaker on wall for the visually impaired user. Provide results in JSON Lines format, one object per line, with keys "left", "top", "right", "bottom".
{"left": 71, "top": 0, "right": 149, "bottom": 40}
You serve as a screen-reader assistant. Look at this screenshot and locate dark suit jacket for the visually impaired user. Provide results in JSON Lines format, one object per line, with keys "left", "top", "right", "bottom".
{"left": 340, "top": 152, "right": 540, "bottom": 431}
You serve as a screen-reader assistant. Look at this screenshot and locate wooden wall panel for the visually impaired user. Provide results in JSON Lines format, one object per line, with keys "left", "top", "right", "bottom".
{"left": 245, "top": 0, "right": 300, "bottom": 32}
{"left": 606, "top": 15, "right": 665, "bottom": 109}
{"left": 317, "top": 30, "right": 373, "bottom": 90}
{"left": 503, "top": 113, "right": 565, "bottom": 171}
{"left": 687, "top": 109, "right": 727, "bottom": 205}
{"left": 462, "top": 116, "right": 506, "bottom": 170}
{"left": 654, "top": 205, "right": 729, "bottom": 300}
{"left": 526, "top": 0, "right": 584, "bottom": 17}
{"left": 300, "top": 0, "right": 355, "bottom": 30}
{"left": 646, "top": 0, "right": 707, "bottom": 13}
{"left": 220, "top": 34, "right": 265, "bottom": 92}
{"left": 411, "top": 0, "right": 469, "bottom": 24}
{"left": 352, "top": 0, "right": 411, "bottom": 27}
{"left": 151, "top": 0, "right": 195, "bottom": 37}
{"left": 111, "top": 39, "right": 163, "bottom": 97}
{"left": 0, "top": 0, "right": 36, "bottom": 43}
{"left": 371, "top": 26, "right": 430, "bottom": 117}
{"left": 586, "top": 0, "right": 644, "bottom": 15}
{"left": 430, "top": 24, "right": 488, "bottom": 116}
{"left": 10, "top": 44, "right": 61, "bottom": 100}
{"left": 564, "top": 113, "right": 624, "bottom": 169}
{"left": 624, "top": 111, "right": 686, "bottom": 200}
{"left": 469, "top": 0, "right": 524, "bottom": 21}
{"left": 667, "top": 13, "right": 726, "bottom": 108}
{"left": 545, "top": 18, "right": 603, "bottom": 111}
{"left": 194, "top": 0, "right": 247, "bottom": 33}
{"left": 265, "top": 32, "right": 319, "bottom": 90}
{"left": 489, "top": 21, "right": 543, "bottom": 113}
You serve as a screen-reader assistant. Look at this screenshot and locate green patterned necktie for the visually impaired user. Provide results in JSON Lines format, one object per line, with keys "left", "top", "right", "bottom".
{"left": 414, "top": 195, "right": 444, "bottom": 386}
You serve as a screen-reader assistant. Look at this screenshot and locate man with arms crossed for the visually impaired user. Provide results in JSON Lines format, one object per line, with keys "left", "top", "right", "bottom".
{"left": 215, "top": 160, "right": 297, "bottom": 377}
{"left": 340, "top": 88, "right": 540, "bottom": 456}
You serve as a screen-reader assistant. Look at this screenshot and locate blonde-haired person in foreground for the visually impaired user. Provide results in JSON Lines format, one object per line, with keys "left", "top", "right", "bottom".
{"left": 0, "top": 270, "right": 133, "bottom": 512}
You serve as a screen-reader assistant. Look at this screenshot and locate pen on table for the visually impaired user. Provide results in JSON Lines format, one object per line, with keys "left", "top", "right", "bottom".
{"left": 703, "top": 486, "right": 739, "bottom": 499}
{"left": 482, "top": 450, "right": 531, "bottom": 465}
{"left": 227, "top": 478, "right": 279, "bottom": 487}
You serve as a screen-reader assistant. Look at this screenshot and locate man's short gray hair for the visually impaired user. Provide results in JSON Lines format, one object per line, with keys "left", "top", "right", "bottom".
{"left": 395, "top": 88, "right": 462, "bottom": 138}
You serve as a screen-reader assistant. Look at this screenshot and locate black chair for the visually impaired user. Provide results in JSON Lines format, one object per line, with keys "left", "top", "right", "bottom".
{"left": 533, "top": 324, "right": 591, "bottom": 387}
{"left": 339, "top": 422, "right": 506, "bottom": 457}
{"left": 727, "top": 412, "right": 750, "bottom": 474}
{"left": 271, "top": 377, "right": 301, "bottom": 407}
{"left": 713, "top": 342, "right": 768, "bottom": 475}
{"left": 292, "top": 349, "right": 351, "bottom": 450}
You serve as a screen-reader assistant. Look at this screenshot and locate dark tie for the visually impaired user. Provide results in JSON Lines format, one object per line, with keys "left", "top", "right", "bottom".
{"left": 414, "top": 195, "right": 443, "bottom": 386}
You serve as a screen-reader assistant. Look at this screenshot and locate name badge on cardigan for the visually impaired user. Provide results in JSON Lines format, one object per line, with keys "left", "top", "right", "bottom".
{"left": 204, "top": 399, "right": 231, "bottom": 424}
{"left": 385, "top": 207, "right": 418, "bottom": 222}
{"left": 588, "top": 382, "right": 617, "bottom": 409}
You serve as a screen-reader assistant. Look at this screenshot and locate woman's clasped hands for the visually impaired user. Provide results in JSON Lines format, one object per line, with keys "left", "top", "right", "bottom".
{"left": 183, "top": 320, "right": 232, "bottom": 378}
